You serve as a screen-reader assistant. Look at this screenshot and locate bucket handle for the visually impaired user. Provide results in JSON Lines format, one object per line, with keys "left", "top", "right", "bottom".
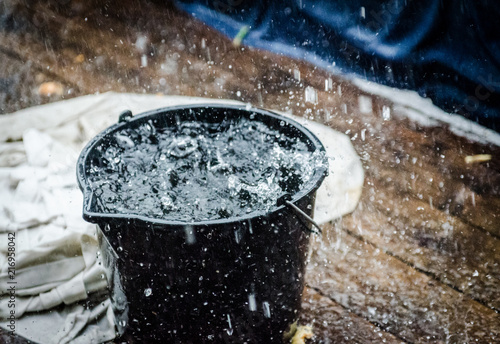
{"left": 119, "top": 110, "right": 133, "bottom": 123}
{"left": 277, "top": 194, "right": 322, "bottom": 236}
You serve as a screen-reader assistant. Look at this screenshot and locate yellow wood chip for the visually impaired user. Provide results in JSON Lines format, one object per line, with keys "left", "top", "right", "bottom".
{"left": 464, "top": 154, "right": 492, "bottom": 164}
{"left": 38, "top": 82, "right": 64, "bottom": 97}
{"left": 291, "top": 325, "right": 313, "bottom": 344}
{"left": 73, "top": 54, "right": 85, "bottom": 63}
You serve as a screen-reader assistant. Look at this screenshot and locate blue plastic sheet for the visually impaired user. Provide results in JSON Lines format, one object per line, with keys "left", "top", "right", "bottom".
{"left": 175, "top": 0, "right": 500, "bottom": 131}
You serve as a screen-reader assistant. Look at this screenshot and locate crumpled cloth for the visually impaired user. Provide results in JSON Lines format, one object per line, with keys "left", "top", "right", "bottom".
{"left": 0, "top": 93, "right": 364, "bottom": 343}
{"left": 0, "top": 128, "right": 113, "bottom": 343}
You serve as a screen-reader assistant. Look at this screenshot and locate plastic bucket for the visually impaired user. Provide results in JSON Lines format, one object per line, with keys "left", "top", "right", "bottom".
{"left": 77, "top": 104, "right": 328, "bottom": 343}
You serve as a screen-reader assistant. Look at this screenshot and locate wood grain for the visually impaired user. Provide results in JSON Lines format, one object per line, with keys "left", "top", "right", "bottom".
{"left": 300, "top": 287, "right": 404, "bottom": 344}
{"left": 307, "top": 226, "right": 500, "bottom": 343}
{"left": 346, "top": 176, "right": 500, "bottom": 312}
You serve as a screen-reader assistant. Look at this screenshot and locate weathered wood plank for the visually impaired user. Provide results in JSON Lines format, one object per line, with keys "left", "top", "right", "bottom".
{"left": 0, "top": 50, "right": 80, "bottom": 114}
{"left": 300, "top": 287, "right": 404, "bottom": 344}
{"left": 302, "top": 90, "right": 500, "bottom": 237}
{"left": 361, "top": 123, "right": 500, "bottom": 238}
{"left": 1, "top": 1, "right": 259, "bottom": 98}
{"left": 0, "top": 30, "right": 129, "bottom": 95}
{"left": 254, "top": 60, "right": 500, "bottom": 237}
{"left": 345, "top": 175, "right": 500, "bottom": 312}
{"left": 307, "top": 226, "right": 500, "bottom": 343}
{"left": 259, "top": 70, "right": 500, "bottom": 237}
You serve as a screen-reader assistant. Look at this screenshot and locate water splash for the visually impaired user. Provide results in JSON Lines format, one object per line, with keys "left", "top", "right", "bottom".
{"left": 248, "top": 293, "right": 257, "bottom": 311}
{"left": 358, "top": 95, "right": 373, "bottom": 114}
{"left": 226, "top": 314, "right": 233, "bottom": 335}
{"left": 184, "top": 226, "right": 196, "bottom": 245}
{"left": 382, "top": 105, "right": 391, "bottom": 120}
{"left": 262, "top": 301, "right": 271, "bottom": 318}
{"left": 305, "top": 86, "right": 318, "bottom": 104}
{"left": 88, "top": 117, "right": 326, "bottom": 222}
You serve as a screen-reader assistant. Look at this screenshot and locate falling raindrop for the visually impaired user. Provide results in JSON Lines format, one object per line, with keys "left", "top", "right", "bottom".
{"left": 305, "top": 86, "right": 318, "bottom": 104}
{"left": 248, "top": 293, "right": 257, "bottom": 311}
{"left": 358, "top": 95, "right": 373, "bottom": 114}
{"left": 141, "top": 55, "right": 148, "bottom": 67}
{"left": 342, "top": 103, "right": 347, "bottom": 113}
{"left": 262, "top": 301, "right": 271, "bottom": 318}
{"left": 226, "top": 314, "right": 233, "bottom": 335}
{"left": 144, "top": 288, "right": 152, "bottom": 297}
{"left": 184, "top": 226, "right": 196, "bottom": 245}
{"left": 234, "top": 229, "right": 242, "bottom": 244}
{"left": 293, "top": 69, "right": 301, "bottom": 81}
{"left": 382, "top": 106, "right": 391, "bottom": 120}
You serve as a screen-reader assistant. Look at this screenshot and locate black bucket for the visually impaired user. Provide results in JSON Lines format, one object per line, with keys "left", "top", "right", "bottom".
{"left": 77, "top": 104, "right": 328, "bottom": 343}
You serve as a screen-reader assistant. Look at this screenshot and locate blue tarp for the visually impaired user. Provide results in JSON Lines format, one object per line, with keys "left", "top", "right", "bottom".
{"left": 175, "top": 0, "right": 500, "bottom": 131}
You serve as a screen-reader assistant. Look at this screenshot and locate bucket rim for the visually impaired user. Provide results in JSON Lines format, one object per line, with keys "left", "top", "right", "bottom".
{"left": 77, "top": 103, "right": 328, "bottom": 227}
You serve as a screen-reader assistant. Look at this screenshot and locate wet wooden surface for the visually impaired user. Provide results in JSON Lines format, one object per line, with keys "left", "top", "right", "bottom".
{"left": 1, "top": 1, "right": 499, "bottom": 343}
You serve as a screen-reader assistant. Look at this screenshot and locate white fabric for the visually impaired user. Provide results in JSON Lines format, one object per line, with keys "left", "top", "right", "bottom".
{"left": 281, "top": 115, "right": 364, "bottom": 223}
{"left": 0, "top": 93, "right": 364, "bottom": 343}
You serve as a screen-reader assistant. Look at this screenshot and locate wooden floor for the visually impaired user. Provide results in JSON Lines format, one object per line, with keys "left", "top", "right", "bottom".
{"left": 1, "top": 1, "right": 499, "bottom": 343}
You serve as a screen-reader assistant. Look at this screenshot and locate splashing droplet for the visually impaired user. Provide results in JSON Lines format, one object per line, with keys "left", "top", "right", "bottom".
{"left": 248, "top": 293, "right": 257, "bottom": 311}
